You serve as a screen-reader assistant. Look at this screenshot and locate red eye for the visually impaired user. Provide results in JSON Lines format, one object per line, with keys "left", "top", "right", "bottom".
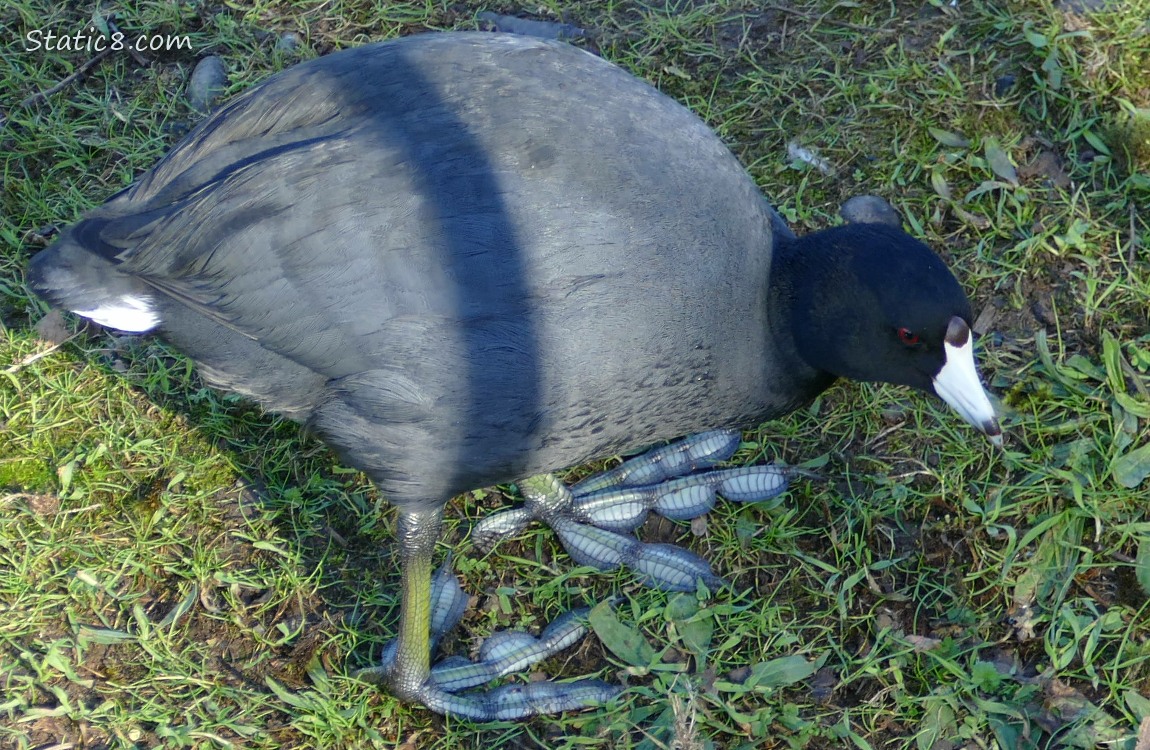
{"left": 898, "top": 327, "right": 920, "bottom": 345}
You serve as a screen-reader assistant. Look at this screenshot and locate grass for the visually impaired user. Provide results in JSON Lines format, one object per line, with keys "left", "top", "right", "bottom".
{"left": 2, "top": 0, "right": 1149, "bottom": 747}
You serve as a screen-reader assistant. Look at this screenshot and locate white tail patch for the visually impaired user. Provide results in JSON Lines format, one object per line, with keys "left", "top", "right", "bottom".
{"left": 72, "top": 295, "right": 160, "bottom": 332}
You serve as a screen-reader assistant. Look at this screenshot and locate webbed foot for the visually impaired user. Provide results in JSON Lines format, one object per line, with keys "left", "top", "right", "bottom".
{"left": 473, "top": 430, "right": 790, "bottom": 591}
{"left": 362, "top": 561, "right": 618, "bottom": 720}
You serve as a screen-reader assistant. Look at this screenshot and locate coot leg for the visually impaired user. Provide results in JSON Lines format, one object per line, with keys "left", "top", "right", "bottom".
{"left": 384, "top": 506, "right": 444, "bottom": 702}
{"left": 473, "top": 432, "right": 791, "bottom": 592}
{"left": 361, "top": 510, "right": 618, "bottom": 719}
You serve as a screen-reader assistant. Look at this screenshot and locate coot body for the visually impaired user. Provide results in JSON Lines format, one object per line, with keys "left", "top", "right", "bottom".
{"left": 35, "top": 34, "right": 806, "bottom": 508}
{"left": 29, "top": 32, "right": 999, "bottom": 719}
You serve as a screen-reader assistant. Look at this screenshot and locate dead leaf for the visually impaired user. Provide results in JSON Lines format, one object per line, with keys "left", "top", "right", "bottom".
{"left": 26, "top": 493, "right": 60, "bottom": 516}
{"left": 1136, "top": 716, "right": 1150, "bottom": 750}
{"left": 950, "top": 204, "right": 992, "bottom": 229}
{"left": 905, "top": 634, "right": 943, "bottom": 652}
{"left": 1019, "top": 150, "right": 1071, "bottom": 188}
{"left": 397, "top": 732, "right": 422, "bottom": 750}
{"left": 1007, "top": 600, "right": 1039, "bottom": 641}
{"left": 35, "top": 309, "right": 72, "bottom": 345}
{"left": 972, "top": 305, "right": 998, "bottom": 336}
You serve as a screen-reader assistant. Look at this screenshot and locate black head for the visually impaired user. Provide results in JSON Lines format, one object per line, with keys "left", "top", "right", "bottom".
{"left": 775, "top": 222, "right": 1001, "bottom": 442}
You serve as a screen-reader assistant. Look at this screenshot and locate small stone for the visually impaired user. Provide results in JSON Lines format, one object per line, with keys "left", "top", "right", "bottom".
{"left": 1055, "top": 0, "right": 1109, "bottom": 12}
{"left": 1030, "top": 297, "right": 1056, "bottom": 326}
{"left": 993, "top": 73, "right": 1017, "bottom": 98}
{"left": 187, "top": 56, "right": 228, "bottom": 113}
{"left": 881, "top": 404, "right": 908, "bottom": 424}
{"left": 476, "top": 12, "right": 585, "bottom": 40}
{"left": 839, "top": 195, "right": 902, "bottom": 228}
{"left": 277, "top": 32, "right": 300, "bottom": 52}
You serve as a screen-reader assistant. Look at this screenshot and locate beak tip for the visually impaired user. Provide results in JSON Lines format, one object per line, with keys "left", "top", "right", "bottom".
{"left": 934, "top": 322, "right": 1003, "bottom": 450}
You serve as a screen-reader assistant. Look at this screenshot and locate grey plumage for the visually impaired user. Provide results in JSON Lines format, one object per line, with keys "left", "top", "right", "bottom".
{"left": 32, "top": 33, "right": 807, "bottom": 508}
{"left": 29, "top": 32, "right": 1000, "bottom": 718}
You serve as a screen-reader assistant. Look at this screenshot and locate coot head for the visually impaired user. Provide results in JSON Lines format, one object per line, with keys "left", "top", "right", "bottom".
{"left": 775, "top": 222, "right": 1001, "bottom": 443}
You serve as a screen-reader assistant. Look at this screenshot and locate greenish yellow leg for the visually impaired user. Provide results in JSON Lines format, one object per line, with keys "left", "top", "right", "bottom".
{"left": 389, "top": 506, "right": 443, "bottom": 702}
{"left": 361, "top": 494, "right": 620, "bottom": 718}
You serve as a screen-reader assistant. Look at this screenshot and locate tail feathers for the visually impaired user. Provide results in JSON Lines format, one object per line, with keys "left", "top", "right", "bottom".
{"left": 28, "top": 235, "right": 160, "bottom": 333}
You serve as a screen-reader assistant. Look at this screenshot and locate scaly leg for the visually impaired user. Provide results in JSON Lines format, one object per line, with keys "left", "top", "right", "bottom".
{"left": 361, "top": 507, "right": 618, "bottom": 720}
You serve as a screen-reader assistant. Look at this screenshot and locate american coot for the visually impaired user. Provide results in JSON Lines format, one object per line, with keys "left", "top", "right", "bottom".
{"left": 29, "top": 32, "right": 1001, "bottom": 721}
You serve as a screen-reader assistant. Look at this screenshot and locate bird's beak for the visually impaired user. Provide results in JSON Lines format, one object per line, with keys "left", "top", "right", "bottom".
{"left": 932, "top": 316, "right": 1003, "bottom": 446}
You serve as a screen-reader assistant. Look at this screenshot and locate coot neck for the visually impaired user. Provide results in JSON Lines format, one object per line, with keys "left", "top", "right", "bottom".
{"left": 766, "top": 233, "right": 839, "bottom": 402}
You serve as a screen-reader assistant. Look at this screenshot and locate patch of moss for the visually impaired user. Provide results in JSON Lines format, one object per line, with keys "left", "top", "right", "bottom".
{"left": 1103, "top": 108, "right": 1150, "bottom": 177}
{"left": 0, "top": 457, "right": 55, "bottom": 492}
